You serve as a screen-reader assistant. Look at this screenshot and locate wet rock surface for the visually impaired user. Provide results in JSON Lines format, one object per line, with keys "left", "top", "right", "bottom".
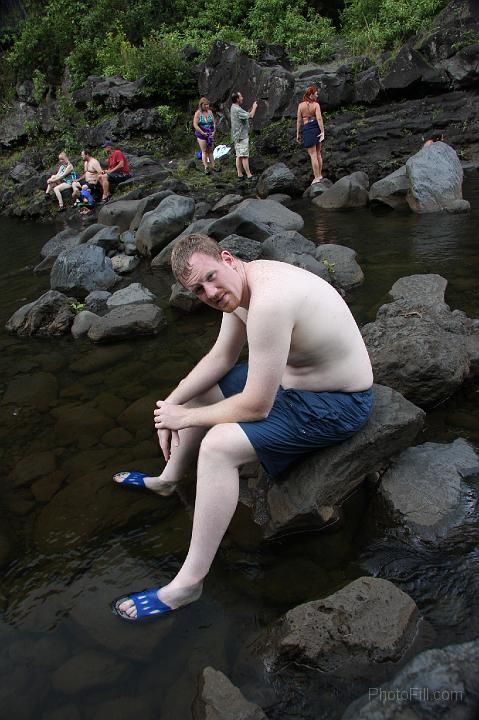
{"left": 362, "top": 274, "right": 479, "bottom": 407}
{"left": 87, "top": 303, "right": 167, "bottom": 342}
{"left": 50, "top": 246, "right": 119, "bottom": 298}
{"left": 256, "top": 577, "right": 419, "bottom": 673}
{"left": 193, "top": 667, "right": 268, "bottom": 720}
{"left": 342, "top": 640, "right": 479, "bottom": 719}
{"left": 379, "top": 439, "right": 479, "bottom": 541}
{"left": 5, "top": 290, "right": 76, "bottom": 337}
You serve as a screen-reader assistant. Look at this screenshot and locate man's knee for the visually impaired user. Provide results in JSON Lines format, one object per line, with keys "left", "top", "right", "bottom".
{"left": 199, "top": 425, "right": 235, "bottom": 462}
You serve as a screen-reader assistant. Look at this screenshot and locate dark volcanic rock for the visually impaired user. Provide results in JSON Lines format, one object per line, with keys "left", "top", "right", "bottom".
{"left": 342, "top": 640, "right": 479, "bottom": 719}
{"left": 379, "top": 439, "right": 479, "bottom": 541}
{"left": 5, "top": 290, "right": 75, "bottom": 337}
{"left": 193, "top": 667, "right": 268, "bottom": 720}
{"left": 169, "top": 283, "right": 202, "bottom": 312}
{"left": 135, "top": 194, "right": 195, "bottom": 257}
{"left": 73, "top": 75, "right": 145, "bottom": 110}
{"left": 313, "top": 171, "right": 369, "bottom": 209}
{"left": 219, "top": 235, "right": 262, "bottom": 261}
{"left": 256, "top": 577, "right": 419, "bottom": 674}
{"left": 0, "top": 101, "right": 37, "bottom": 147}
{"left": 362, "top": 274, "right": 479, "bottom": 407}
{"left": 207, "top": 199, "right": 304, "bottom": 241}
{"left": 244, "top": 384, "right": 425, "bottom": 538}
{"left": 87, "top": 304, "right": 166, "bottom": 342}
{"left": 256, "top": 162, "right": 299, "bottom": 198}
{"left": 50, "top": 246, "right": 119, "bottom": 299}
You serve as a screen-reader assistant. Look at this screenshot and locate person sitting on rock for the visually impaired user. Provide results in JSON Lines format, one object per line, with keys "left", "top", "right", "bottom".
{"left": 111, "top": 233, "right": 374, "bottom": 622}
{"left": 74, "top": 184, "right": 96, "bottom": 215}
{"left": 99, "top": 141, "right": 131, "bottom": 201}
{"left": 45, "top": 152, "right": 77, "bottom": 211}
{"left": 193, "top": 97, "right": 218, "bottom": 174}
{"left": 72, "top": 148, "right": 102, "bottom": 203}
{"left": 296, "top": 85, "right": 325, "bottom": 185}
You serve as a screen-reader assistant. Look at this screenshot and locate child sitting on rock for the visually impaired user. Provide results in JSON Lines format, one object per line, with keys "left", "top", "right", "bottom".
{"left": 75, "top": 184, "right": 96, "bottom": 214}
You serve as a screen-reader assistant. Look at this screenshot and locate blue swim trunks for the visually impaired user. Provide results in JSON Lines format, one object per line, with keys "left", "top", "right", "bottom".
{"left": 219, "top": 364, "right": 373, "bottom": 477}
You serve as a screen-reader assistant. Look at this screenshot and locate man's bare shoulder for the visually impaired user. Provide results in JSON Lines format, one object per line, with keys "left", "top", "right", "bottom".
{"left": 246, "top": 259, "right": 331, "bottom": 295}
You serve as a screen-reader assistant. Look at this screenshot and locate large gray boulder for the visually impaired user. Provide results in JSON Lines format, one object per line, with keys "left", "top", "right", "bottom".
{"left": 379, "top": 439, "right": 479, "bottom": 541}
{"left": 313, "top": 172, "right": 369, "bottom": 210}
{"left": 97, "top": 199, "right": 147, "bottom": 232}
{"left": 86, "top": 226, "right": 121, "bottom": 252}
{"left": 342, "top": 641, "right": 479, "bottom": 719}
{"left": 73, "top": 74, "right": 145, "bottom": 110}
{"left": 207, "top": 199, "right": 304, "bottom": 242}
{"left": 106, "top": 283, "right": 156, "bottom": 308}
{"left": 129, "top": 190, "right": 174, "bottom": 231}
{"left": 50, "top": 246, "right": 119, "bottom": 299}
{"left": 219, "top": 235, "right": 262, "bottom": 261}
{"left": 256, "top": 577, "right": 419, "bottom": 673}
{"left": 261, "top": 230, "right": 329, "bottom": 280}
{"left": 41, "top": 228, "right": 83, "bottom": 259}
{"left": 9, "top": 163, "right": 37, "bottom": 184}
{"left": 0, "top": 101, "right": 37, "bottom": 147}
{"left": 169, "top": 283, "right": 202, "bottom": 312}
{"left": 369, "top": 166, "right": 410, "bottom": 210}
{"left": 5, "top": 290, "right": 75, "bottom": 337}
{"left": 243, "top": 384, "right": 425, "bottom": 538}
{"left": 150, "top": 219, "right": 217, "bottom": 271}
{"left": 406, "top": 142, "right": 469, "bottom": 213}
{"left": 362, "top": 274, "right": 479, "bottom": 407}
{"left": 135, "top": 194, "right": 195, "bottom": 257}
{"left": 257, "top": 162, "right": 299, "bottom": 199}
{"left": 193, "top": 667, "right": 268, "bottom": 720}
{"left": 87, "top": 304, "right": 166, "bottom": 342}
{"left": 314, "top": 244, "right": 364, "bottom": 291}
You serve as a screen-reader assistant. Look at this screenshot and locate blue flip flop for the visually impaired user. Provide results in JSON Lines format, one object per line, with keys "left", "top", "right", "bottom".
{"left": 111, "top": 587, "right": 173, "bottom": 622}
{"left": 113, "top": 470, "right": 149, "bottom": 488}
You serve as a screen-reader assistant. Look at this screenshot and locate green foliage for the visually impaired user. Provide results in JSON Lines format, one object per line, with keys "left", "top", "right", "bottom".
{"left": 322, "top": 259, "right": 336, "bottom": 276}
{"left": 70, "top": 302, "right": 86, "bottom": 314}
{"left": 32, "top": 69, "right": 48, "bottom": 104}
{"left": 247, "top": 0, "right": 336, "bottom": 63}
{"left": 341, "top": 0, "right": 450, "bottom": 55}
{"left": 451, "top": 30, "right": 479, "bottom": 52}
{"left": 155, "top": 105, "right": 177, "bottom": 125}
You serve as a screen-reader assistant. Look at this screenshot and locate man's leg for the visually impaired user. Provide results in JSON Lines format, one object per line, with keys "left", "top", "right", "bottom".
{"left": 100, "top": 173, "right": 110, "bottom": 199}
{"left": 113, "top": 384, "right": 225, "bottom": 495}
{"left": 235, "top": 154, "right": 244, "bottom": 178}
{"left": 241, "top": 157, "right": 253, "bottom": 178}
{"left": 118, "top": 422, "right": 259, "bottom": 617}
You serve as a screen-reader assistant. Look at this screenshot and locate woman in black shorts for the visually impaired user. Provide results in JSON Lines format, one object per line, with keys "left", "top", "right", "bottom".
{"left": 296, "top": 85, "right": 325, "bottom": 184}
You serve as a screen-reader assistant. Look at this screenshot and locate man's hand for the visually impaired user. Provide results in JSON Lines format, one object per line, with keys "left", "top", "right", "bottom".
{"left": 157, "top": 428, "right": 179, "bottom": 462}
{"left": 155, "top": 401, "right": 191, "bottom": 431}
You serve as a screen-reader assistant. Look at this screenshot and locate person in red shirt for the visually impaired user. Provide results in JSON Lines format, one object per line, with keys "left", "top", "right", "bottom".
{"left": 99, "top": 141, "right": 131, "bottom": 201}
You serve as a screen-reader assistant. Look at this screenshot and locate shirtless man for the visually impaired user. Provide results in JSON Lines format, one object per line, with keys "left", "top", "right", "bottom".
{"left": 111, "top": 234, "right": 373, "bottom": 621}
{"left": 71, "top": 148, "right": 102, "bottom": 201}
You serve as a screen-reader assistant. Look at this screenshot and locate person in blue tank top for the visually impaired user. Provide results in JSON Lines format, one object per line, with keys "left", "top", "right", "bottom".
{"left": 45, "top": 151, "right": 77, "bottom": 211}
{"left": 193, "top": 97, "right": 218, "bottom": 174}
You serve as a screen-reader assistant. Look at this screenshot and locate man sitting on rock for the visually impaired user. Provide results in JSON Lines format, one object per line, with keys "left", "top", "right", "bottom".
{"left": 71, "top": 148, "right": 102, "bottom": 202}
{"left": 99, "top": 140, "right": 131, "bottom": 201}
{"left": 111, "top": 234, "right": 374, "bottom": 621}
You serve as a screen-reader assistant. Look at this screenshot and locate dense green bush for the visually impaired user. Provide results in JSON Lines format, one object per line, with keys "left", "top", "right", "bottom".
{"left": 341, "top": 0, "right": 450, "bottom": 55}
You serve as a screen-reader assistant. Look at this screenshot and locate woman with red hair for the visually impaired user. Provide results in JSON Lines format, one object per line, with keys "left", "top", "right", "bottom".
{"left": 296, "top": 86, "right": 325, "bottom": 184}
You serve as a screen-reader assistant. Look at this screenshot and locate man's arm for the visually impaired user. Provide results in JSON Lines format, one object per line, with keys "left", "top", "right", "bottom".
{"left": 157, "top": 290, "right": 293, "bottom": 429}
{"left": 166, "top": 312, "right": 247, "bottom": 406}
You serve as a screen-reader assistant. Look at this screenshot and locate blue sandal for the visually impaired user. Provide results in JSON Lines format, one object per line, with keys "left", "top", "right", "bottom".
{"left": 113, "top": 470, "right": 149, "bottom": 489}
{"left": 111, "top": 587, "right": 173, "bottom": 622}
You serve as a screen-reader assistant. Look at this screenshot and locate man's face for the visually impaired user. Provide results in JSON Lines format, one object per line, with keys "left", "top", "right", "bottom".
{"left": 105, "top": 146, "right": 113, "bottom": 155}
{"left": 181, "top": 251, "right": 242, "bottom": 312}
{"left": 237, "top": 93, "right": 243, "bottom": 105}
{"left": 81, "top": 151, "right": 86, "bottom": 160}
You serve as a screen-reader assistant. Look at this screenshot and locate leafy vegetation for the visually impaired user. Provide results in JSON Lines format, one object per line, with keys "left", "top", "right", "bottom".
{"left": 1, "top": 0, "right": 450, "bottom": 104}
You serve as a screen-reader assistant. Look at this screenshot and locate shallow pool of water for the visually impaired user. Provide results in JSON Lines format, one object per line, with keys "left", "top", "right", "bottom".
{"left": 0, "top": 176, "right": 478, "bottom": 719}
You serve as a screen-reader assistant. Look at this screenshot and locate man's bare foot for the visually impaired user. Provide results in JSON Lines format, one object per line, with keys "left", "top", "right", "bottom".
{"left": 117, "top": 581, "right": 203, "bottom": 619}
{"left": 113, "top": 471, "right": 177, "bottom": 496}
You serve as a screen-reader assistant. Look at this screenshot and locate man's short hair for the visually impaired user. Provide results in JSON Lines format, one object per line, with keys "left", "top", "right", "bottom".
{"left": 82, "top": 148, "right": 92, "bottom": 156}
{"left": 231, "top": 92, "right": 240, "bottom": 104}
{"left": 171, "top": 234, "right": 222, "bottom": 283}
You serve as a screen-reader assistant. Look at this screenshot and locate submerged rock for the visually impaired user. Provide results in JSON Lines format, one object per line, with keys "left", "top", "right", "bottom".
{"left": 193, "top": 667, "right": 268, "bottom": 720}
{"left": 256, "top": 577, "right": 419, "bottom": 673}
